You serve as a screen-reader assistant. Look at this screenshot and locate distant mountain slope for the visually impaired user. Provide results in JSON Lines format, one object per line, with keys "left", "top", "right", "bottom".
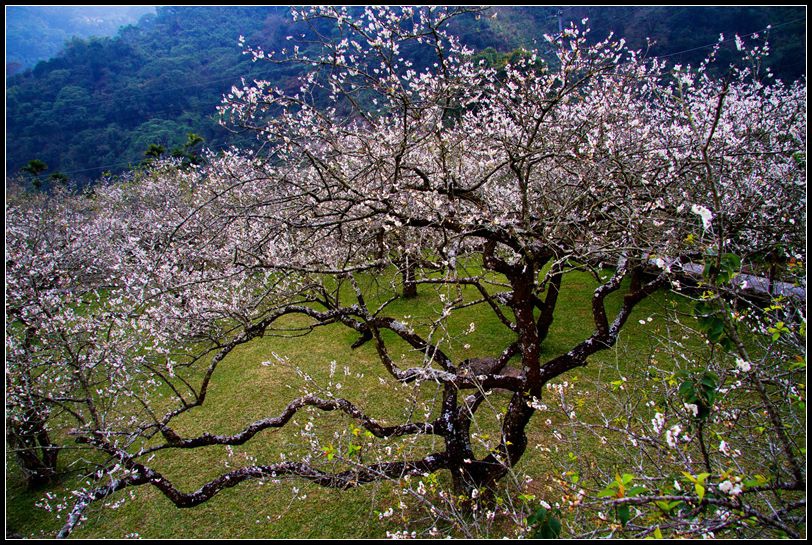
{"left": 7, "top": 6, "right": 292, "bottom": 183}
{"left": 5, "top": 6, "right": 805, "bottom": 185}
{"left": 5, "top": 6, "right": 156, "bottom": 75}
{"left": 542, "top": 6, "right": 806, "bottom": 81}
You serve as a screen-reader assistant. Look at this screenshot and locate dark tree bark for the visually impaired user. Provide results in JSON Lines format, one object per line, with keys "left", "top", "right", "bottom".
{"left": 7, "top": 410, "right": 60, "bottom": 488}
{"left": 400, "top": 253, "right": 418, "bottom": 298}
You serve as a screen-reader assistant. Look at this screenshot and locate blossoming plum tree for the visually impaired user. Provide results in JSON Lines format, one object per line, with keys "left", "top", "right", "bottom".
{"left": 6, "top": 6, "right": 804, "bottom": 539}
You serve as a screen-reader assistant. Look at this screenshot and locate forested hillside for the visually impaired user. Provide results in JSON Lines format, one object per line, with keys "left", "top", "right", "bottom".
{"left": 6, "top": 5, "right": 805, "bottom": 185}
{"left": 5, "top": 6, "right": 156, "bottom": 73}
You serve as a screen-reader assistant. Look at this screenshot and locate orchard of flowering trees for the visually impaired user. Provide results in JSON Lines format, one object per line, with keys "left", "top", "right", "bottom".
{"left": 6, "top": 7, "right": 806, "bottom": 539}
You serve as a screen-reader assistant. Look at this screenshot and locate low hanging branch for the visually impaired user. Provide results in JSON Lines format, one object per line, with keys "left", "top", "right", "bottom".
{"left": 58, "top": 444, "right": 450, "bottom": 538}
{"left": 147, "top": 394, "right": 441, "bottom": 454}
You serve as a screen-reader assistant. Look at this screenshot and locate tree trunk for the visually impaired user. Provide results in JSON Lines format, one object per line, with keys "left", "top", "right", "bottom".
{"left": 7, "top": 412, "right": 59, "bottom": 488}
{"left": 401, "top": 254, "right": 418, "bottom": 298}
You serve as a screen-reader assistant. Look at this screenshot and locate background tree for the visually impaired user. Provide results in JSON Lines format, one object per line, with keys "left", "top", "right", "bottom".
{"left": 6, "top": 188, "right": 127, "bottom": 487}
{"left": 170, "top": 132, "right": 206, "bottom": 168}
{"left": 20, "top": 159, "right": 49, "bottom": 190}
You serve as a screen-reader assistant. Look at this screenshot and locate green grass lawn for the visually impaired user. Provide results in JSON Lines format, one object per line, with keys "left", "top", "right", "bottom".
{"left": 4, "top": 267, "right": 724, "bottom": 539}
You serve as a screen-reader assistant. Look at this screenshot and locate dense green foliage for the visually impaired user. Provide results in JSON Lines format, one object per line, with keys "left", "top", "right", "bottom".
{"left": 6, "top": 6, "right": 805, "bottom": 184}
{"left": 7, "top": 6, "right": 297, "bottom": 184}
{"left": 5, "top": 6, "right": 155, "bottom": 73}
{"left": 496, "top": 6, "right": 806, "bottom": 80}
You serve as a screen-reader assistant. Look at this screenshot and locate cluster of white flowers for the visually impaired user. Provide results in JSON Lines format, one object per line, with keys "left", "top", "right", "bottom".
{"left": 527, "top": 397, "right": 548, "bottom": 411}
{"left": 665, "top": 424, "right": 690, "bottom": 448}
{"left": 385, "top": 530, "right": 417, "bottom": 539}
{"left": 651, "top": 412, "right": 666, "bottom": 435}
{"left": 683, "top": 403, "right": 700, "bottom": 417}
{"left": 718, "top": 440, "right": 742, "bottom": 458}
{"left": 690, "top": 204, "right": 714, "bottom": 231}
{"left": 718, "top": 478, "right": 743, "bottom": 496}
{"left": 734, "top": 357, "right": 752, "bottom": 373}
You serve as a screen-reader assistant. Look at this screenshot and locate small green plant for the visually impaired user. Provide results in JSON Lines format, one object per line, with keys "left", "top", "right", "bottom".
{"left": 675, "top": 370, "right": 718, "bottom": 420}
{"left": 527, "top": 504, "right": 562, "bottom": 538}
{"left": 597, "top": 473, "right": 646, "bottom": 526}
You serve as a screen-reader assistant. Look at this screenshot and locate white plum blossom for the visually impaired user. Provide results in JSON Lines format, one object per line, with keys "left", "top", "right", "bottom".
{"left": 718, "top": 440, "right": 742, "bottom": 458}
{"left": 651, "top": 412, "right": 666, "bottom": 435}
{"left": 666, "top": 425, "right": 683, "bottom": 448}
{"left": 735, "top": 357, "right": 752, "bottom": 373}
{"left": 718, "top": 479, "right": 743, "bottom": 496}
{"left": 690, "top": 204, "right": 714, "bottom": 231}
